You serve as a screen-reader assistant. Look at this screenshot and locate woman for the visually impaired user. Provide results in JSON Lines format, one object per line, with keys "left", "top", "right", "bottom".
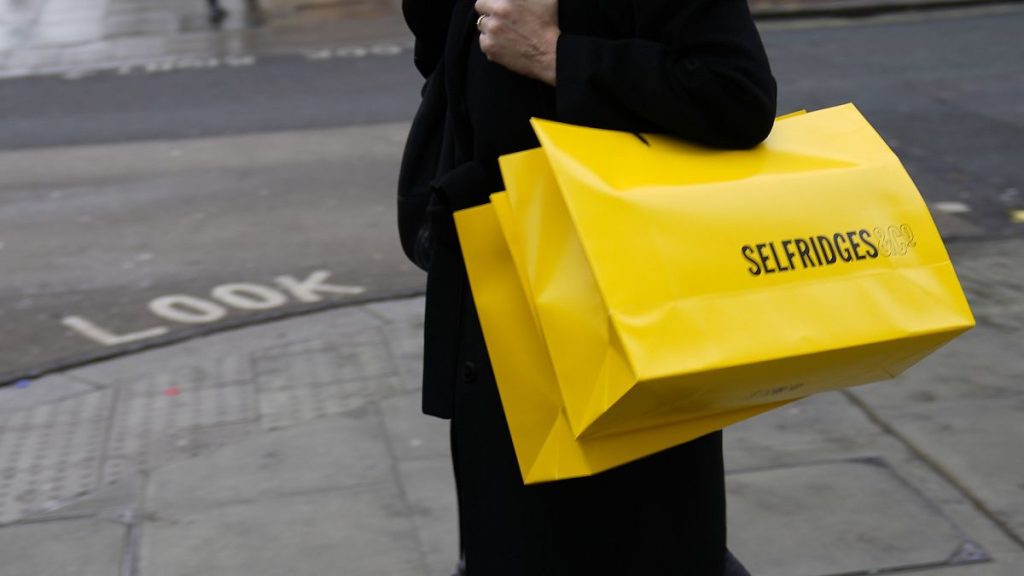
{"left": 399, "top": 0, "right": 776, "bottom": 573}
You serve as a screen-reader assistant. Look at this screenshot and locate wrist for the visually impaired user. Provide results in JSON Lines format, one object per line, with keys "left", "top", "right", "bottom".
{"left": 539, "top": 28, "right": 560, "bottom": 86}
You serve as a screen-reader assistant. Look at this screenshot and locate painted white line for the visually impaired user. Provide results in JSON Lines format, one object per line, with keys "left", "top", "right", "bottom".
{"left": 933, "top": 201, "right": 971, "bottom": 214}
{"left": 62, "top": 316, "right": 168, "bottom": 346}
{"left": 212, "top": 283, "right": 289, "bottom": 310}
{"left": 275, "top": 270, "right": 365, "bottom": 302}
{"left": 38, "top": 41, "right": 414, "bottom": 82}
{"left": 150, "top": 295, "right": 228, "bottom": 324}
{"left": 61, "top": 54, "right": 255, "bottom": 80}
{"left": 302, "top": 41, "right": 413, "bottom": 62}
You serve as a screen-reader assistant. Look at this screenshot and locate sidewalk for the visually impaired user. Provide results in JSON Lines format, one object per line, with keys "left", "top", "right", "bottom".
{"left": 0, "top": 237, "right": 1021, "bottom": 576}
{"left": 0, "top": 0, "right": 1007, "bottom": 79}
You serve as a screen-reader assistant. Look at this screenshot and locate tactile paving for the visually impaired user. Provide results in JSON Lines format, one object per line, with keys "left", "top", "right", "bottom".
{"left": 0, "top": 390, "right": 111, "bottom": 525}
{"left": 104, "top": 368, "right": 257, "bottom": 484}
{"left": 254, "top": 337, "right": 394, "bottom": 390}
{"left": 254, "top": 337, "right": 400, "bottom": 430}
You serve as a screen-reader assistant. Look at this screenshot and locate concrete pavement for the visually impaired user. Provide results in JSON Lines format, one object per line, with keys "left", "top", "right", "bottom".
{"left": 0, "top": 236, "right": 1021, "bottom": 576}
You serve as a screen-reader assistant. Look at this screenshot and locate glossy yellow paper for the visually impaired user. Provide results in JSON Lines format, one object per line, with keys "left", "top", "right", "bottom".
{"left": 454, "top": 104, "right": 974, "bottom": 484}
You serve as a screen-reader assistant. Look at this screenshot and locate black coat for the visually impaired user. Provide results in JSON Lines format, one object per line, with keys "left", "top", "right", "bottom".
{"left": 399, "top": 1, "right": 775, "bottom": 572}
{"left": 402, "top": 0, "right": 778, "bottom": 419}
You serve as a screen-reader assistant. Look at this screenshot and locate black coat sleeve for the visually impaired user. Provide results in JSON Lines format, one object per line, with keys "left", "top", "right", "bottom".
{"left": 557, "top": 0, "right": 777, "bottom": 149}
{"left": 403, "top": 0, "right": 457, "bottom": 77}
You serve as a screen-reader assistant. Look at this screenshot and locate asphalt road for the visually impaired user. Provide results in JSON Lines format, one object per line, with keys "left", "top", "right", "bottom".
{"left": 0, "top": 50, "right": 422, "bottom": 150}
{"left": 0, "top": 4, "right": 1021, "bottom": 384}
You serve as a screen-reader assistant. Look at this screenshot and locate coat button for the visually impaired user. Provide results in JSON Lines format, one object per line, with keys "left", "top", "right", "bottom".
{"left": 461, "top": 361, "right": 477, "bottom": 384}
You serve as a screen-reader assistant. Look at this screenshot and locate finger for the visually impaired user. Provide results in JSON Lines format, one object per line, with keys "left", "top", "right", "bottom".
{"left": 476, "top": 13, "right": 495, "bottom": 35}
{"left": 475, "top": 0, "right": 495, "bottom": 15}
{"left": 479, "top": 31, "right": 496, "bottom": 59}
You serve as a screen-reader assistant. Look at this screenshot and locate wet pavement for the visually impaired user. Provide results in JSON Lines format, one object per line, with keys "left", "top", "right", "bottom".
{"left": 0, "top": 0, "right": 1006, "bottom": 79}
{"left": 0, "top": 0, "right": 411, "bottom": 79}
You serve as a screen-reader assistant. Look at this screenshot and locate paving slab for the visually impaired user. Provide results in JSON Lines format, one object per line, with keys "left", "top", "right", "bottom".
{"left": 366, "top": 297, "right": 426, "bottom": 393}
{"left": 0, "top": 372, "right": 100, "bottom": 415}
{"left": 948, "top": 238, "right": 1024, "bottom": 330}
{"left": 258, "top": 373, "right": 403, "bottom": 430}
{"left": 848, "top": 237, "right": 1024, "bottom": 544}
{"left": 104, "top": 420, "right": 259, "bottom": 487}
{"left": 380, "top": 391, "right": 450, "bottom": 462}
{"left": 724, "top": 391, "right": 893, "bottom": 471}
{"left": 396, "top": 458, "right": 458, "bottom": 576}
{"left": 846, "top": 322, "right": 1022, "bottom": 409}
{"left": 32, "top": 469, "right": 143, "bottom": 520}
{"left": 253, "top": 336, "right": 404, "bottom": 429}
{"left": 146, "top": 412, "right": 393, "bottom": 514}
{"left": 723, "top": 388, "right": 1024, "bottom": 570}
{"left": 104, "top": 369, "right": 259, "bottom": 483}
{"left": 728, "top": 459, "right": 983, "bottom": 575}
{"left": 0, "top": 517, "right": 126, "bottom": 576}
{"left": 141, "top": 485, "right": 425, "bottom": 576}
{"left": 254, "top": 335, "right": 395, "bottom": 389}
{"left": 888, "top": 552, "right": 1024, "bottom": 575}
{"left": 851, "top": 396, "right": 1024, "bottom": 540}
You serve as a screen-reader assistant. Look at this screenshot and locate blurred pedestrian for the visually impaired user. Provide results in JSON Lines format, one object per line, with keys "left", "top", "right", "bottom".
{"left": 207, "top": 0, "right": 266, "bottom": 27}
{"left": 398, "top": 0, "right": 776, "bottom": 573}
{"left": 207, "top": 0, "right": 228, "bottom": 25}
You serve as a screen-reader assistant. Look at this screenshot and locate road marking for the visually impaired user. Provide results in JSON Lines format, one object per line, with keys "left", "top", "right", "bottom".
{"left": 1011, "top": 210, "right": 1024, "bottom": 224}
{"left": 118, "top": 55, "right": 256, "bottom": 76}
{"left": 150, "top": 295, "right": 229, "bottom": 324}
{"left": 62, "top": 269, "right": 365, "bottom": 346}
{"left": 54, "top": 41, "right": 414, "bottom": 81}
{"left": 211, "top": 283, "right": 289, "bottom": 310}
{"left": 60, "top": 55, "right": 258, "bottom": 80}
{"left": 61, "top": 316, "right": 169, "bottom": 346}
{"left": 275, "top": 270, "right": 365, "bottom": 302}
{"left": 303, "top": 41, "right": 412, "bottom": 61}
{"left": 933, "top": 201, "right": 971, "bottom": 214}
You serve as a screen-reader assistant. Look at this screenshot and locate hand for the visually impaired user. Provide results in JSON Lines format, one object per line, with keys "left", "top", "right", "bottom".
{"left": 475, "top": 0, "right": 560, "bottom": 86}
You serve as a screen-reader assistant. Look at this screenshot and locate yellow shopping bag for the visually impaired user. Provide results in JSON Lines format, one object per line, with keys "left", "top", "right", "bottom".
{"left": 454, "top": 104, "right": 974, "bottom": 484}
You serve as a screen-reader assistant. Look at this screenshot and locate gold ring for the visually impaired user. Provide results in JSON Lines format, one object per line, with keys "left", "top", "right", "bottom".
{"left": 476, "top": 14, "right": 488, "bottom": 32}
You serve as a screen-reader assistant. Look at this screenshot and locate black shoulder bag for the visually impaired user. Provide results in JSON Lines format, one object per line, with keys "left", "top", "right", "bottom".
{"left": 397, "top": 62, "right": 447, "bottom": 272}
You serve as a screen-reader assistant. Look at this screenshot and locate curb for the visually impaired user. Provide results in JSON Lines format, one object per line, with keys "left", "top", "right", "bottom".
{"left": 0, "top": 287, "right": 426, "bottom": 389}
{"left": 750, "top": 0, "right": 1021, "bottom": 19}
